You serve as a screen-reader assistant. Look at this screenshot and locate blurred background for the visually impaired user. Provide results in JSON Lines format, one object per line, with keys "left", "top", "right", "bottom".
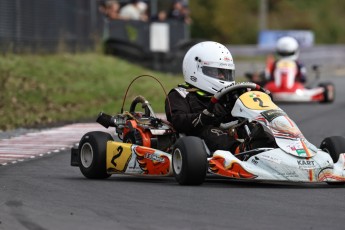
{"left": 1, "top": 0, "right": 345, "bottom": 73}
{"left": 1, "top": 0, "right": 345, "bottom": 129}
{"left": 0, "top": 0, "right": 345, "bottom": 73}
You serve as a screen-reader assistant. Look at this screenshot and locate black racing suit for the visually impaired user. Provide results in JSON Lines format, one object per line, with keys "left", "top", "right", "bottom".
{"left": 165, "top": 85, "right": 240, "bottom": 153}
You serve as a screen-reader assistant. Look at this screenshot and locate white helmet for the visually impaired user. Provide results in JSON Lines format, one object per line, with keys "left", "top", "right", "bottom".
{"left": 276, "top": 36, "right": 299, "bottom": 60}
{"left": 182, "top": 41, "right": 235, "bottom": 95}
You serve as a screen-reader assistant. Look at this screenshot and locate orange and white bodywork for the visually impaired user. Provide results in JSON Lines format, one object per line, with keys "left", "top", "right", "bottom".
{"left": 206, "top": 90, "right": 345, "bottom": 183}
{"left": 106, "top": 141, "right": 172, "bottom": 176}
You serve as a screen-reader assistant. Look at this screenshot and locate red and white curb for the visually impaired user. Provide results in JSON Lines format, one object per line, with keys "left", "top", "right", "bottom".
{"left": 0, "top": 123, "right": 111, "bottom": 166}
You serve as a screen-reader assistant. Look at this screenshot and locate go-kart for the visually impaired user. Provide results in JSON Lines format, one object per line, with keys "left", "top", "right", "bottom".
{"left": 70, "top": 81, "right": 345, "bottom": 186}
{"left": 245, "top": 60, "right": 335, "bottom": 103}
{"left": 71, "top": 94, "right": 178, "bottom": 178}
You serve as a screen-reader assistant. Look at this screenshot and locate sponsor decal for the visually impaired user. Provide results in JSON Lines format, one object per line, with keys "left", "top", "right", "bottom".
{"left": 190, "top": 76, "right": 197, "bottom": 82}
{"left": 297, "top": 160, "right": 314, "bottom": 166}
{"left": 217, "top": 82, "right": 236, "bottom": 93}
{"left": 277, "top": 171, "right": 299, "bottom": 178}
{"left": 260, "top": 154, "right": 281, "bottom": 164}
{"left": 144, "top": 153, "right": 165, "bottom": 163}
{"left": 135, "top": 146, "right": 170, "bottom": 175}
{"left": 224, "top": 56, "right": 232, "bottom": 62}
{"left": 251, "top": 156, "right": 259, "bottom": 165}
{"left": 210, "top": 129, "right": 228, "bottom": 136}
{"left": 287, "top": 142, "right": 309, "bottom": 156}
{"left": 287, "top": 143, "right": 305, "bottom": 154}
{"left": 249, "top": 92, "right": 260, "bottom": 98}
{"left": 261, "top": 109, "right": 286, "bottom": 122}
{"left": 218, "top": 82, "right": 254, "bottom": 91}
{"left": 289, "top": 145, "right": 296, "bottom": 151}
{"left": 297, "top": 159, "right": 317, "bottom": 169}
{"left": 296, "top": 149, "right": 306, "bottom": 156}
{"left": 219, "top": 63, "right": 235, "bottom": 68}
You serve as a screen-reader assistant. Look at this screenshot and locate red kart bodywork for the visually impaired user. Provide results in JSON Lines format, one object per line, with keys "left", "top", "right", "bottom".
{"left": 264, "top": 58, "right": 334, "bottom": 103}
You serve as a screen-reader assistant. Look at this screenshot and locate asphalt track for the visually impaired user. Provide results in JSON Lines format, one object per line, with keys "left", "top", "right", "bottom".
{"left": 1, "top": 76, "right": 345, "bottom": 230}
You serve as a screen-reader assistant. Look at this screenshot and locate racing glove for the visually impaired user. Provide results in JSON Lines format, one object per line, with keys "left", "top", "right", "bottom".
{"left": 213, "top": 103, "right": 228, "bottom": 119}
{"left": 192, "top": 103, "right": 228, "bottom": 127}
{"left": 192, "top": 109, "right": 214, "bottom": 127}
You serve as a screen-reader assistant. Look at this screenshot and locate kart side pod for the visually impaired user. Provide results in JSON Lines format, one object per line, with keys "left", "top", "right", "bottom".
{"left": 71, "top": 131, "right": 173, "bottom": 179}
{"left": 106, "top": 141, "right": 173, "bottom": 176}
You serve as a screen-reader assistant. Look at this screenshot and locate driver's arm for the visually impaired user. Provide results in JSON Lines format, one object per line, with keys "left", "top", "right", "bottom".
{"left": 165, "top": 90, "right": 202, "bottom": 135}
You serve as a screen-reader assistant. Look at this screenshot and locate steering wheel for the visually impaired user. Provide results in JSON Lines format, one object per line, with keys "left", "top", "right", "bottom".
{"left": 129, "top": 95, "right": 156, "bottom": 118}
{"left": 208, "top": 82, "right": 270, "bottom": 112}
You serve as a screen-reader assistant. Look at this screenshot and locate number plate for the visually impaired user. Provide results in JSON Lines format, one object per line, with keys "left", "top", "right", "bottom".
{"left": 106, "top": 142, "right": 132, "bottom": 172}
{"left": 239, "top": 91, "right": 277, "bottom": 110}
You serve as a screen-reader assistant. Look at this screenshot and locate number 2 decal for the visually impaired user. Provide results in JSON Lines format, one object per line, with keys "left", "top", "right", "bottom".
{"left": 111, "top": 146, "right": 123, "bottom": 167}
{"left": 253, "top": 97, "right": 268, "bottom": 108}
{"left": 239, "top": 91, "right": 277, "bottom": 110}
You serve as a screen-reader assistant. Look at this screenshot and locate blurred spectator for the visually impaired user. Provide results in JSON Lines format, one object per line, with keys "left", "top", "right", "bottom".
{"left": 103, "top": 0, "right": 123, "bottom": 20}
{"left": 151, "top": 10, "right": 168, "bottom": 22}
{"left": 137, "top": 1, "right": 149, "bottom": 21}
{"left": 119, "top": 0, "right": 148, "bottom": 21}
{"left": 168, "top": 0, "right": 191, "bottom": 24}
{"left": 98, "top": 0, "right": 107, "bottom": 15}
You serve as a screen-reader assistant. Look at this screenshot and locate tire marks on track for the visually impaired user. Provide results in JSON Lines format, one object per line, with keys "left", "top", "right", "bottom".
{"left": 0, "top": 123, "right": 111, "bottom": 166}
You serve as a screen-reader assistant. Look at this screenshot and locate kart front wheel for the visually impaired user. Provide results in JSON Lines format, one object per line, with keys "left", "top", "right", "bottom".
{"left": 320, "top": 136, "right": 345, "bottom": 163}
{"left": 172, "top": 136, "right": 207, "bottom": 185}
{"left": 78, "top": 131, "right": 114, "bottom": 179}
{"left": 320, "top": 136, "right": 345, "bottom": 185}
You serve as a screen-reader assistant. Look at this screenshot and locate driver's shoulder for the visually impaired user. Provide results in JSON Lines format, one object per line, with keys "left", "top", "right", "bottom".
{"left": 172, "top": 86, "right": 190, "bottom": 98}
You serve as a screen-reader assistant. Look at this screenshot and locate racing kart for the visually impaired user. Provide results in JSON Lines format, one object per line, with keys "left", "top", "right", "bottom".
{"left": 245, "top": 60, "right": 335, "bottom": 103}
{"left": 70, "top": 82, "right": 345, "bottom": 186}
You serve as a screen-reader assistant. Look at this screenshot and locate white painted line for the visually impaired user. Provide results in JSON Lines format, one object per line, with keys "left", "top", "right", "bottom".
{"left": 0, "top": 123, "right": 113, "bottom": 166}
{"left": 0, "top": 154, "right": 35, "bottom": 157}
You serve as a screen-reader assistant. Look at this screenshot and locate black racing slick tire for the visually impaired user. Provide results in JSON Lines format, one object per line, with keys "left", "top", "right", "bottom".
{"left": 320, "top": 136, "right": 345, "bottom": 185}
{"left": 172, "top": 136, "right": 208, "bottom": 185}
{"left": 78, "top": 131, "right": 114, "bottom": 179}
{"left": 320, "top": 136, "right": 345, "bottom": 163}
{"left": 319, "top": 82, "right": 335, "bottom": 103}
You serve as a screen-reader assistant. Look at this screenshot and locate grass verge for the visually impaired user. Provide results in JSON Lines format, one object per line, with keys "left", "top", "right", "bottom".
{"left": 0, "top": 53, "right": 183, "bottom": 130}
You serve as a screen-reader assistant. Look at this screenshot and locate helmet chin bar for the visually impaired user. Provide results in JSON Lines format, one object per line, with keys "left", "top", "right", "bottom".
{"left": 198, "top": 75, "right": 235, "bottom": 94}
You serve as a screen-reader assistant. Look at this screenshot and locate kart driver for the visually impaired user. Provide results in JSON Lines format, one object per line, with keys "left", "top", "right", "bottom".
{"left": 267, "top": 36, "right": 307, "bottom": 83}
{"left": 165, "top": 41, "right": 242, "bottom": 154}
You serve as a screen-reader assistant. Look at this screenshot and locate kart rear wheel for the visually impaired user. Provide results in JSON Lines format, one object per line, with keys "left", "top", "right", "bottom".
{"left": 172, "top": 136, "right": 207, "bottom": 185}
{"left": 319, "top": 82, "right": 335, "bottom": 103}
{"left": 320, "top": 136, "right": 345, "bottom": 163}
{"left": 78, "top": 131, "right": 113, "bottom": 179}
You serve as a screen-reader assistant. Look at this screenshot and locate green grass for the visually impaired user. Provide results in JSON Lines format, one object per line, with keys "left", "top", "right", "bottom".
{"left": 0, "top": 53, "right": 183, "bottom": 130}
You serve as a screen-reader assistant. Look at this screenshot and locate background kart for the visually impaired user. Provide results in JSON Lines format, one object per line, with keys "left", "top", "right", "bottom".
{"left": 245, "top": 61, "right": 335, "bottom": 103}
{"left": 70, "top": 81, "right": 345, "bottom": 186}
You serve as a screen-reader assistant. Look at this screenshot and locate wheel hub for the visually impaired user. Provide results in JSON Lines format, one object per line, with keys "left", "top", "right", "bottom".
{"left": 80, "top": 143, "right": 93, "bottom": 168}
{"left": 173, "top": 148, "right": 183, "bottom": 174}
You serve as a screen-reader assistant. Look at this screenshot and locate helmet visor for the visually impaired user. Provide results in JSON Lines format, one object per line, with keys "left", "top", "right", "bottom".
{"left": 202, "top": 66, "right": 234, "bottom": 82}
{"left": 277, "top": 51, "right": 296, "bottom": 57}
